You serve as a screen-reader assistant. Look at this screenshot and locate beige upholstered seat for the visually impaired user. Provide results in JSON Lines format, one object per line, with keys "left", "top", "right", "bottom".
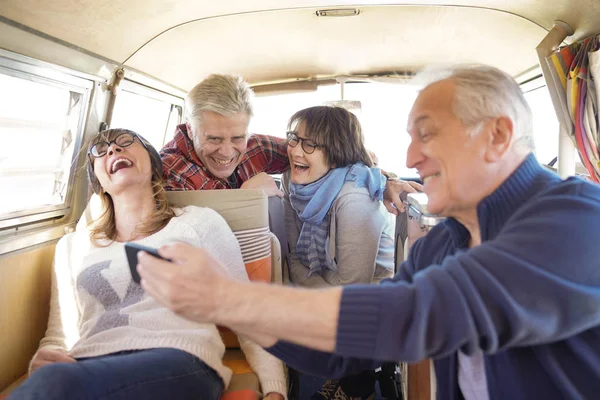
{"left": 166, "top": 190, "right": 282, "bottom": 286}
{"left": 167, "top": 190, "right": 285, "bottom": 399}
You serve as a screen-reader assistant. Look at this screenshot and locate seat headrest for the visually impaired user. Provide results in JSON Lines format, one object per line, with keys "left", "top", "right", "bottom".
{"left": 166, "top": 189, "right": 269, "bottom": 231}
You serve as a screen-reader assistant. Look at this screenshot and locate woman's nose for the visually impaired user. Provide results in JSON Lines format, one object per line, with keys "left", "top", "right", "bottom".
{"left": 289, "top": 143, "right": 304, "bottom": 157}
{"left": 107, "top": 145, "right": 122, "bottom": 156}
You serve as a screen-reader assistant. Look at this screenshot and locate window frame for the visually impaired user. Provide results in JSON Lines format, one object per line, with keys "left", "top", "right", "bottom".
{"left": 520, "top": 75, "right": 589, "bottom": 178}
{"left": 0, "top": 51, "right": 93, "bottom": 229}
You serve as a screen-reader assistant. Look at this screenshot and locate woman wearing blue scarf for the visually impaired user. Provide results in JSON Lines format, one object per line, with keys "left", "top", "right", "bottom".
{"left": 282, "top": 106, "right": 395, "bottom": 400}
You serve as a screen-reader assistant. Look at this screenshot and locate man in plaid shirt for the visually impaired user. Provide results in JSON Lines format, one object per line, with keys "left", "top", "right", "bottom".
{"left": 160, "top": 74, "right": 289, "bottom": 196}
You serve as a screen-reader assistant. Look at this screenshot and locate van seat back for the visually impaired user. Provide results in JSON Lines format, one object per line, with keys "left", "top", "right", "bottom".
{"left": 166, "top": 190, "right": 284, "bottom": 399}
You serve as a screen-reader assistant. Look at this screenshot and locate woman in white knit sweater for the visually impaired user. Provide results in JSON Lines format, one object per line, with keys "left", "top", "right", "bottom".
{"left": 8, "top": 129, "right": 286, "bottom": 400}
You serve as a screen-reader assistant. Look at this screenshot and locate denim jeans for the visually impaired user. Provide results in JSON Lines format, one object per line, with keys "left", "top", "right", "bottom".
{"left": 8, "top": 348, "right": 224, "bottom": 400}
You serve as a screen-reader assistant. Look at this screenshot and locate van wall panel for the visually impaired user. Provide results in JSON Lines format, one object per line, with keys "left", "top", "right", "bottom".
{"left": 0, "top": 243, "right": 55, "bottom": 391}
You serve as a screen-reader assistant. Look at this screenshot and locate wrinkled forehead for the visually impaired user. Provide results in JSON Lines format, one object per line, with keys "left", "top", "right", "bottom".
{"left": 193, "top": 111, "right": 250, "bottom": 136}
{"left": 407, "top": 80, "right": 456, "bottom": 130}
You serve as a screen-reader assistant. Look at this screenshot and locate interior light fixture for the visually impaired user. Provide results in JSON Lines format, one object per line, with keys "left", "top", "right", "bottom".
{"left": 315, "top": 8, "right": 360, "bottom": 17}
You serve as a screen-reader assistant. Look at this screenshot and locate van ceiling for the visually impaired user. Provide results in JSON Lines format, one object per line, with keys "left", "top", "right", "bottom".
{"left": 2, "top": 0, "right": 600, "bottom": 91}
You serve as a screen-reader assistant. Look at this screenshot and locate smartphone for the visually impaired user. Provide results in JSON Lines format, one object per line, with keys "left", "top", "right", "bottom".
{"left": 124, "top": 242, "right": 171, "bottom": 284}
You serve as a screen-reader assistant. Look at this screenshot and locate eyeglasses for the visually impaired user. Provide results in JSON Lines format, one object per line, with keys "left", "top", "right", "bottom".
{"left": 88, "top": 132, "right": 138, "bottom": 158}
{"left": 286, "top": 132, "right": 324, "bottom": 154}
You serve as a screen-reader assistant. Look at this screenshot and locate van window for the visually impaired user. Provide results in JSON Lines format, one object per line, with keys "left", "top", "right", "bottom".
{"left": 523, "top": 85, "right": 559, "bottom": 165}
{"left": 110, "top": 80, "right": 184, "bottom": 149}
{"left": 0, "top": 57, "right": 91, "bottom": 225}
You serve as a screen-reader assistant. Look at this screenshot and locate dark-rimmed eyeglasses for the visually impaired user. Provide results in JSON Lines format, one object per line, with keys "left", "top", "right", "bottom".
{"left": 286, "top": 132, "right": 324, "bottom": 154}
{"left": 88, "top": 132, "right": 139, "bottom": 158}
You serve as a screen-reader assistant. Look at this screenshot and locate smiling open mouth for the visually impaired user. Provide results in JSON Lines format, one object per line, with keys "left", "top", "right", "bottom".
{"left": 111, "top": 158, "right": 133, "bottom": 174}
{"left": 293, "top": 162, "right": 309, "bottom": 172}
{"left": 212, "top": 157, "right": 235, "bottom": 166}
{"left": 422, "top": 173, "right": 441, "bottom": 183}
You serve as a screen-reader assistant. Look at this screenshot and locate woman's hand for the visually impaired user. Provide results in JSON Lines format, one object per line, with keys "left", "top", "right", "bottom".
{"left": 383, "top": 179, "right": 423, "bottom": 215}
{"left": 138, "top": 242, "right": 233, "bottom": 324}
{"left": 263, "top": 392, "right": 285, "bottom": 400}
{"left": 30, "top": 347, "right": 76, "bottom": 374}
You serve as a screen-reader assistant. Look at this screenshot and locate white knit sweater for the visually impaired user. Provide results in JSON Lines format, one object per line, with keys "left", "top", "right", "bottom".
{"left": 37, "top": 206, "right": 287, "bottom": 397}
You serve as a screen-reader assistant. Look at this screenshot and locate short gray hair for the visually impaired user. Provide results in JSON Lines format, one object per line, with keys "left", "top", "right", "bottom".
{"left": 415, "top": 65, "right": 534, "bottom": 152}
{"left": 185, "top": 74, "right": 254, "bottom": 123}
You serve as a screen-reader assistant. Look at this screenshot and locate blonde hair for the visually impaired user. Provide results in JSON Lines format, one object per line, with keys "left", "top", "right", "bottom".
{"left": 185, "top": 74, "right": 254, "bottom": 124}
{"left": 85, "top": 129, "right": 176, "bottom": 246}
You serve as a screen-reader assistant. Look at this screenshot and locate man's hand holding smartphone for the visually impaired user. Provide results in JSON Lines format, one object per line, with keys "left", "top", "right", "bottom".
{"left": 124, "top": 243, "right": 171, "bottom": 284}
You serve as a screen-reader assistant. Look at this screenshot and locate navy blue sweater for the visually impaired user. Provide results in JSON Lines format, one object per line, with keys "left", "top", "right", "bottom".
{"left": 268, "top": 155, "right": 600, "bottom": 399}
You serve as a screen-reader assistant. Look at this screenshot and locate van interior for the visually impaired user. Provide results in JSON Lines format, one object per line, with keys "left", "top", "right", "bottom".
{"left": 1, "top": 1, "right": 600, "bottom": 399}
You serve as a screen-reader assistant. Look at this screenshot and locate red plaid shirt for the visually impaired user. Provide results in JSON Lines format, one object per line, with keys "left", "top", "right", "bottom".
{"left": 160, "top": 124, "right": 290, "bottom": 190}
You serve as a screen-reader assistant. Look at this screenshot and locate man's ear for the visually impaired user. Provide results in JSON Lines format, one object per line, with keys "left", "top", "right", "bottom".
{"left": 485, "top": 116, "right": 514, "bottom": 162}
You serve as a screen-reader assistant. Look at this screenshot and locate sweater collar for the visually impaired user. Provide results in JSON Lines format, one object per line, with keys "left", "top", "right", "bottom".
{"left": 444, "top": 154, "right": 556, "bottom": 246}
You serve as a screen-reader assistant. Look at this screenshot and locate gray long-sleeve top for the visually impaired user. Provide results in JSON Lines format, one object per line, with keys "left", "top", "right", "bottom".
{"left": 283, "top": 172, "right": 395, "bottom": 287}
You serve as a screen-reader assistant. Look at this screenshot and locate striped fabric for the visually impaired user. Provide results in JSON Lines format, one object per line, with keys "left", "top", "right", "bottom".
{"left": 235, "top": 227, "right": 271, "bottom": 264}
{"left": 158, "top": 190, "right": 281, "bottom": 399}
{"left": 234, "top": 226, "right": 272, "bottom": 284}
{"left": 220, "top": 226, "right": 272, "bottom": 350}
{"left": 296, "top": 221, "right": 329, "bottom": 276}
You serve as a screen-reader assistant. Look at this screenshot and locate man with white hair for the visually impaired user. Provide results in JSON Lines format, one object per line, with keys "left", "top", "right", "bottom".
{"left": 160, "top": 74, "right": 287, "bottom": 196}
{"left": 140, "top": 64, "right": 600, "bottom": 400}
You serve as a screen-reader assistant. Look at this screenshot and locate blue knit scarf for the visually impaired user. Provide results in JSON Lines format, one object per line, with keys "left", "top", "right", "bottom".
{"left": 289, "top": 163, "right": 385, "bottom": 276}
